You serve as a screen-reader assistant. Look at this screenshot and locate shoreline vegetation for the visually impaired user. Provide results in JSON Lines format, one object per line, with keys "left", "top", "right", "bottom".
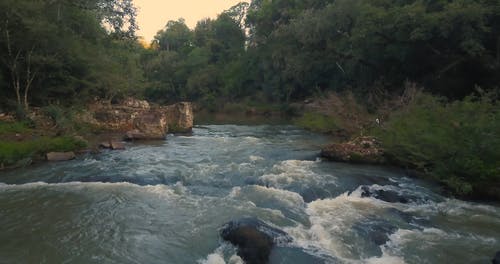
{"left": 0, "top": 88, "right": 498, "bottom": 201}
{"left": 292, "top": 87, "right": 499, "bottom": 201}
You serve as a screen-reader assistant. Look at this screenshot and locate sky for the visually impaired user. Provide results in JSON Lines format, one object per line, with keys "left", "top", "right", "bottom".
{"left": 133, "top": 0, "right": 247, "bottom": 42}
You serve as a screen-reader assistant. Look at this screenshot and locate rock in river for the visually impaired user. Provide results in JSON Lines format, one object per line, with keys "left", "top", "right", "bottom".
{"left": 82, "top": 98, "right": 193, "bottom": 140}
{"left": 321, "top": 136, "right": 385, "bottom": 164}
{"left": 220, "top": 217, "right": 292, "bottom": 264}
{"left": 493, "top": 251, "right": 500, "bottom": 264}
{"left": 46, "top": 152, "right": 76, "bottom": 161}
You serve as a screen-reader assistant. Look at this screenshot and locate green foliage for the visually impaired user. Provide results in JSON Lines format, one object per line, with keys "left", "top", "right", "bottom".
{"left": 144, "top": 9, "right": 245, "bottom": 105}
{"left": 0, "top": 0, "right": 145, "bottom": 109}
{"left": 0, "top": 121, "right": 32, "bottom": 135}
{"left": 294, "top": 112, "right": 339, "bottom": 133}
{"left": 154, "top": 19, "right": 193, "bottom": 53}
{"left": 240, "top": 0, "right": 500, "bottom": 102}
{"left": 142, "top": 0, "right": 500, "bottom": 107}
{"left": 376, "top": 92, "right": 500, "bottom": 196}
{"left": 42, "top": 105, "right": 76, "bottom": 132}
{"left": 0, "top": 136, "right": 87, "bottom": 166}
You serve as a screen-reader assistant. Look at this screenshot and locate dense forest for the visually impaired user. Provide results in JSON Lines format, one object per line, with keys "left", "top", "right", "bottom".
{"left": 0, "top": 0, "right": 499, "bottom": 198}
{"left": 2, "top": 0, "right": 499, "bottom": 109}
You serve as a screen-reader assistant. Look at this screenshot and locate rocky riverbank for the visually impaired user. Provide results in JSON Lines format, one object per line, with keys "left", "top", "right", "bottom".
{"left": 82, "top": 98, "right": 193, "bottom": 139}
{"left": 0, "top": 98, "right": 194, "bottom": 167}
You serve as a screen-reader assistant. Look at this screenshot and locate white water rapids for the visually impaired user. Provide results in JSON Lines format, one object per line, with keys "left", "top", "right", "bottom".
{"left": 0, "top": 125, "right": 498, "bottom": 263}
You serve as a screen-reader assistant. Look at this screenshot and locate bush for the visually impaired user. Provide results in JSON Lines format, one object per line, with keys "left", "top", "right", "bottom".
{"left": 42, "top": 105, "right": 74, "bottom": 131}
{"left": 375, "top": 92, "right": 500, "bottom": 196}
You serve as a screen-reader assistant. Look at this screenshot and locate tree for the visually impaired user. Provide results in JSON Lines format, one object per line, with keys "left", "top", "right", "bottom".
{"left": 0, "top": 0, "right": 144, "bottom": 110}
{"left": 225, "top": 2, "right": 250, "bottom": 29}
{"left": 153, "top": 19, "right": 192, "bottom": 53}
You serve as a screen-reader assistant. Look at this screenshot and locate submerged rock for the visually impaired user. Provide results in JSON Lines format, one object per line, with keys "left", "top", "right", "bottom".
{"left": 493, "top": 251, "right": 500, "bottom": 264}
{"left": 384, "top": 208, "right": 432, "bottom": 228}
{"left": 46, "top": 152, "right": 76, "bottom": 161}
{"left": 220, "top": 217, "right": 292, "bottom": 264}
{"left": 361, "top": 186, "right": 409, "bottom": 203}
{"left": 321, "top": 136, "right": 385, "bottom": 164}
{"left": 352, "top": 218, "right": 397, "bottom": 246}
{"left": 359, "top": 186, "right": 426, "bottom": 204}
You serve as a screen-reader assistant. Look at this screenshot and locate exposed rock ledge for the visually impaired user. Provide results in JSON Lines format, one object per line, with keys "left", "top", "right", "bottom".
{"left": 320, "top": 136, "right": 386, "bottom": 164}
{"left": 81, "top": 98, "right": 193, "bottom": 140}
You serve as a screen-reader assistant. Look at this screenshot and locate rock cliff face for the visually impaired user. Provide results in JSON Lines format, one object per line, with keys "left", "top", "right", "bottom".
{"left": 85, "top": 98, "right": 193, "bottom": 140}
{"left": 161, "top": 102, "right": 193, "bottom": 133}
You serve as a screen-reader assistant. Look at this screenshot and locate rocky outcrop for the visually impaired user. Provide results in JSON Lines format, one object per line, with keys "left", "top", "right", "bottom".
{"left": 161, "top": 102, "right": 193, "bottom": 133}
{"left": 46, "top": 152, "right": 76, "bottom": 161}
{"left": 220, "top": 218, "right": 292, "bottom": 264}
{"left": 83, "top": 98, "right": 193, "bottom": 140}
{"left": 321, "top": 136, "right": 385, "bottom": 164}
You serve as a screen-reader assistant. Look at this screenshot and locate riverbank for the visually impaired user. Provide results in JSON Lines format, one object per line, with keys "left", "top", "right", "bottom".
{"left": 290, "top": 88, "right": 500, "bottom": 201}
{"left": 0, "top": 98, "right": 194, "bottom": 170}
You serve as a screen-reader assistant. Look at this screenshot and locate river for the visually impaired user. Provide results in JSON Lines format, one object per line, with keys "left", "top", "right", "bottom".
{"left": 0, "top": 125, "right": 499, "bottom": 263}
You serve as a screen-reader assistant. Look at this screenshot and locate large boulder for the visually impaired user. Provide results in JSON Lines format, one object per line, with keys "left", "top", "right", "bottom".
{"left": 321, "top": 136, "right": 385, "bottom": 164}
{"left": 162, "top": 102, "right": 193, "bottom": 133}
{"left": 220, "top": 218, "right": 292, "bottom": 264}
{"left": 131, "top": 111, "right": 168, "bottom": 139}
{"left": 82, "top": 99, "right": 193, "bottom": 139}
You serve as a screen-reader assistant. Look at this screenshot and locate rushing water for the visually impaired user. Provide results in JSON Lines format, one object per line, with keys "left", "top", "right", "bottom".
{"left": 0, "top": 125, "right": 499, "bottom": 264}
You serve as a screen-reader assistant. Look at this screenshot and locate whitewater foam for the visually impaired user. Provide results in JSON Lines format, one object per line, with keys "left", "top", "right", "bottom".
{"left": 0, "top": 181, "right": 178, "bottom": 197}
{"left": 197, "top": 245, "right": 244, "bottom": 264}
{"left": 259, "top": 159, "right": 335, "bottom": 189}
{"left": 285, "top": 192, "right": 392, "bottom": 260}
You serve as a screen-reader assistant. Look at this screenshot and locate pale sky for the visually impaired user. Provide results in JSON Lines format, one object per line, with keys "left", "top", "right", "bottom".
{"left": 134, "top": 0, "right": 247, "bottom": 42}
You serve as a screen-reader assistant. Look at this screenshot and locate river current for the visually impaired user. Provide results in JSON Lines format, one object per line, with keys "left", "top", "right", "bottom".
{"left": 0, "top": 125, "right": 499, "bottom": 263}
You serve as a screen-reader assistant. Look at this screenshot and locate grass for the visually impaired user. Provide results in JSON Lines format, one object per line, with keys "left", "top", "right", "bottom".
{"left": 294, "top": 112, "right": 340, "bottom": 133}
{"left": 0, "top": 121, "right": 33, "bottom": 135}
{"left": 0, "top": 136, "right": 87, "bottom": 168}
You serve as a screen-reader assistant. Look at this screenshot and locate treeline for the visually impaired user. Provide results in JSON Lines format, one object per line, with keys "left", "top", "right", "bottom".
{"left": 1, "top": 0, "right": 499, "bottom": 111}
{"left": 144, "top": 0, "right": 500, "bottom": 106}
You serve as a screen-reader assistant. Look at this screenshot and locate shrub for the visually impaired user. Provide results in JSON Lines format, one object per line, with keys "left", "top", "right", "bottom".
{"left": 375, "top": 92, "right": 500, "bottom": 196}
{"left": 294, "top": 112, "right": 339, "bottom": 133}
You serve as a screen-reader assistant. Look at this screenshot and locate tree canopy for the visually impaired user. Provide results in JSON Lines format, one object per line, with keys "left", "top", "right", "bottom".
{"left": 1, "top": 0, "right": 499, "bottom": 111}
{"left": 0, "top": 0, "right": 143, "bottom": 110}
